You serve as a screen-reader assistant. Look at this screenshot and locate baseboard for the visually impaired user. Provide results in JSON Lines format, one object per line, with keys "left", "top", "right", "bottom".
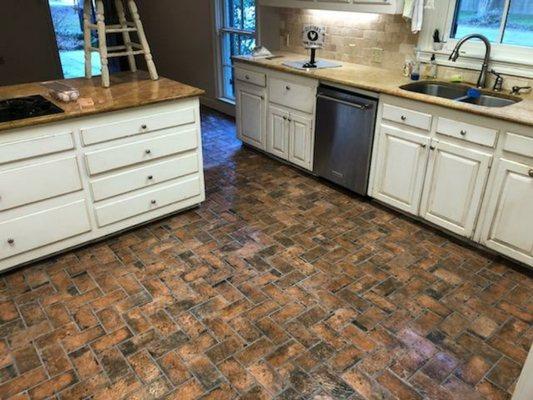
{"left": 201, "top": 96, "right": 235, "bottom": 117}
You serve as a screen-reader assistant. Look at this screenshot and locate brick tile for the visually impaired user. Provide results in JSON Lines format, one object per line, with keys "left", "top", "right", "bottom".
{"left": 0, "top": 108, "right": 530, "bottom": 400}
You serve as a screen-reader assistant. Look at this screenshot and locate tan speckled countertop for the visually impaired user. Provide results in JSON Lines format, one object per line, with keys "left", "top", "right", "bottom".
{"left": 0, "top": 71, "right": 205, "bottom": 132}
{"left": 234, "top": 52, "right": 533, "bottom": 127}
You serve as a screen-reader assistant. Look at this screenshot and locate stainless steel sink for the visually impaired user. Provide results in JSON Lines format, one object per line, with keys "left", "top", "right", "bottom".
{"left": 400, "top": 81, "right": 522, "bottom": 108}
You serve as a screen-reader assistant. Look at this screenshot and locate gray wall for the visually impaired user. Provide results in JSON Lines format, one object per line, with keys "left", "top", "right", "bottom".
{"left": 136, "top": 0, "right": 218, "bottom": 99}
{"left": 0, "top": 0, "right": 63, "bottom": 86}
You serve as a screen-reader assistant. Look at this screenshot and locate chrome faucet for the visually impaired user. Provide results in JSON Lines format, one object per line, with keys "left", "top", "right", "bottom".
{"left": 449, "top": 34, "right": 491, "bottom": 89}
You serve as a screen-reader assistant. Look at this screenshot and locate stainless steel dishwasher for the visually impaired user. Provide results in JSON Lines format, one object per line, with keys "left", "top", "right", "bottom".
{"left": 314, "top": 85, "right": 378, "bottom": 195}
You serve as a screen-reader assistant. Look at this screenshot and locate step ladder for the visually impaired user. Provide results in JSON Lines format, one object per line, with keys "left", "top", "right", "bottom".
{"left": 83, "top": 0, "right": 158, "bottom": 87}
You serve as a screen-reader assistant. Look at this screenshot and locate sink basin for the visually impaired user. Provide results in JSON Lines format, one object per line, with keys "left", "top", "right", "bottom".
{"left": 400, "top": 81, "right": 522, "bottom": 108}
{"left": 400, "top": 81, "right": 467, "bottom": 99}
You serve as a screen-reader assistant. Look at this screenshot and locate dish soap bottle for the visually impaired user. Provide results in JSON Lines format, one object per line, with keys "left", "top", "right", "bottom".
{"left": 423, "top": 54, "right": 438, "bottom": 79}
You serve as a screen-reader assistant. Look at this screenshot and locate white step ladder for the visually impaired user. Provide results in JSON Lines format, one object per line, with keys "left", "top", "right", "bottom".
{"left": 83, "top": 0, "right": 158, "bottom": 87}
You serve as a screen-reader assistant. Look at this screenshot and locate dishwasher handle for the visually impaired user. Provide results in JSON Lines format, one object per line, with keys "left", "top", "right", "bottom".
{"left": 317, "top": 94, "right": 372, "bottom": 110}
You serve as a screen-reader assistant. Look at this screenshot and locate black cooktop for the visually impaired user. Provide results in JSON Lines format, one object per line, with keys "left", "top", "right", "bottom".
{"left": 0, "top": 95, "right": 64, "bottom": 123}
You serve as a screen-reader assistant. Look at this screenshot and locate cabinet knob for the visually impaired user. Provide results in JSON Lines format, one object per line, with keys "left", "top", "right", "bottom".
{"left": 145, "top": 149, "right": 151, "bottom": 154}
{"left": 7, "top": 238, "right": 14, "bottom": 245}
{"left": 528, "top": 169, "right": 533, "bottom": 178}
{"left": 283, "top": 116, "right": 287, "bottom": 120}
{"left": 147, "top": 175, "right": 154, "bottom": 180}
{"left": 151, "top": 200, "right": 157, "bottom": 205}
{"left": 141, "top": 124, "right": 147, "bottom": 130}
{"left": 286, "top": 85, "right": 291, "bottom": 90}
{"left": 288, "top": 118, "right": 292, "bottom": 122}
{"left": 460, "top": 130, "right": 467, "bottom": 136}
{"left": 421, "top": 144, "right": 427, "bottom": 148}
{"left": 430, "top": 145, "right": 436, "bottom": 150}
{"left": 400, "top": 115, "right": 407, "bottom": 121}
{"left": 245, "top": 75, "right": 250, "bottom": 80}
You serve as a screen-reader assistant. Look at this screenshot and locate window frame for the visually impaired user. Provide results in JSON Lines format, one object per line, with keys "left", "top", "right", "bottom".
{"left": 418, "top": 0, "right": 533, "bottom": 78}
{"left": 213, "top": 0, "right": 259, "bottom": 103}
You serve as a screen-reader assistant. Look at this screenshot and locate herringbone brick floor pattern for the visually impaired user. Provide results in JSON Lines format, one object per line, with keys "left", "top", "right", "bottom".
{"left": 0, "top": 108, "right": 531, "bottom": 400}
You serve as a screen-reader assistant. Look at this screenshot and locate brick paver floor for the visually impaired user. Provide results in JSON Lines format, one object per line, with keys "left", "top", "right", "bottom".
{"left": 0, "top": 107, "right": 531, "bottom": 399}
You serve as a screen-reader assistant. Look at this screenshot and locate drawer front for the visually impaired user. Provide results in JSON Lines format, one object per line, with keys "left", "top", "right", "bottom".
{"left": 0, "top": 157, "right": 82, "bottom": 211}
{"left": 81, "top": 108, "right": 196, "bottom": 146}
{"left": 437, "top": 117, "right": 498, "bottom": 147}
{"left": 0, "top": 133, "right": 74, "bottom": 165}
{"left": 95, "top": 177, "right": 202, "bottom": 227}
{"left": 269, "top": 78, "right": 315, "bottom": 113}
{"left": 0, "top": 200, "right": 91, "bottom": 260}
{"left": 91, "top": 153, "right": 199, "bottom": 201}
{"left": 382, "top": 104, "right": 432, "bottom": 131}
{"left": 234, "top": 68, "right": 266, "bottom": 87}
{"left": 503, "top": 132, "right": 533, "bottom": 158}
{"left": 85, "top": 128, "right": 198, "bottom": 175}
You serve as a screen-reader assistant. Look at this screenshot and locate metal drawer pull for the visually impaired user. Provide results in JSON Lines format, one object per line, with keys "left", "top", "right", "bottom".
{"left": 460, "top": 130, "right": 467, "bottom": 136}
{"left": 141, "top": 124, "right": 147, "bottom": 130}
{"left": 145, "top": 149, "right": 151, "bottom": 154}
{"left": 286, "top": 85, "right": 291, "bottom": 90}
{"left": 401, "top": 115, "right": 407, "bottom": 121}
{"left": 528, "top": 169, "right": 533, "bottom": 178}
{"left": 147, "top": 175, "right": 154, "bottom": 180}
{"left": 7, "top": 238, "right": 15, "bottom": 245}
{"left": 151, "top": 200, "right": 157, "bottom": 205}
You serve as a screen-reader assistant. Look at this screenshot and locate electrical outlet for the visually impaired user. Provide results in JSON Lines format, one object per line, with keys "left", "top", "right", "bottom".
{"left": 372, "top": 48, "right": 383, "bottom": 64}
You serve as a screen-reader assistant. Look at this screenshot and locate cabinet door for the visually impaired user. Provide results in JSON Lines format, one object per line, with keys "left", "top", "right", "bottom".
{"left": 267, "top": 105, "right": 289, "bottom": 160}
{"left": 236, "top": 83, "right": 266, "bottom": 150}
{"left": 480, "top": 159, "right": 533, "bottom": 266}
{"left": 373, "top": 125, "right": 430, "bottom": 214}
{"left": 420, "top": 141, "right": 492, "bottom": 238}
{"left": 288, "top": 112, "right": 313, "bottom": 170}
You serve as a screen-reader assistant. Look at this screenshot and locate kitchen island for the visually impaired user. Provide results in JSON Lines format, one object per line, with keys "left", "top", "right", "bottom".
{"left": 0, "top": 72, "right": 205, "bottom": 272}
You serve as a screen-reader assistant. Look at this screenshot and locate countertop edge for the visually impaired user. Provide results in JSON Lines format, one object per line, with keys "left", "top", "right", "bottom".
{"left": 233, "top": 56, "right": 533, "bottom": 128}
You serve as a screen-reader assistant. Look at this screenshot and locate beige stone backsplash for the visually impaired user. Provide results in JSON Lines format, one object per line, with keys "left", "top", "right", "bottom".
{"left": 276, "top": 7, "right": 532, "bottom": 92}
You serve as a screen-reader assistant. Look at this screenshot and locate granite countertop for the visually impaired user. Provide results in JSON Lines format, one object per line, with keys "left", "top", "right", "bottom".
{"left": 234, "top": 52, "right": 533, "bottom": 127}
{"left": 0, "top": 71, "right": 205, "bottom": 133}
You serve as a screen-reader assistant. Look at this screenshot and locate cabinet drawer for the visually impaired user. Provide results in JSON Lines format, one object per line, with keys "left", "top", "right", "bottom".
{"left": 437, "top": 117, "right": 497, "bottom": 147}
{"left": 91, "top": 153, "right": 199, "bottom": 201}
{"left": 81, "top": 108, "right": 196, "bottom": 145}
{"left": 0, "top": 132, "right": 74, "bottom": 165}
{"left": 269, "top": 78, "right": 315, "bottom": 113}
{"left": 85, "top": 128, "right": 198, "bottom": 175}
{"left": 0, "top": 200, "right": 91, "bottom": 260}
{"left": 382, "top": 104, "right": 432, "bottom": 131}
{"left": 95, "top": 176, "right": 202, "bottom": 227}
{"left": 503, "top": 132, "right": 533, "bottom": 158}
{"left": 0, "top": 157, "right": 82, "bottom": 211}
{"left": 234, "top": 68, "right": 266, "bottom": 87}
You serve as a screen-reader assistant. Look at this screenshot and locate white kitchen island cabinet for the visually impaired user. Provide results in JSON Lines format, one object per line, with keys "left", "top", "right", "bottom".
{"left": 0, "top": 95, "right": 205, "bottom": 272}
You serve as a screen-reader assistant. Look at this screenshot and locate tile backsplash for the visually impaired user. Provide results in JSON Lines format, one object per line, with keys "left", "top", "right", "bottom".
{"left": 276, "top": 7, "right": 532, "bottom": 90}
{"left": 278, "top": 8, "right": 418, "bottom": 71}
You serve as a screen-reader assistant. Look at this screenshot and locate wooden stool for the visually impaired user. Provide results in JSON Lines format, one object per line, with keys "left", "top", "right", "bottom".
{"left": 83, "top": 0, "right": 158, "bottom": 87}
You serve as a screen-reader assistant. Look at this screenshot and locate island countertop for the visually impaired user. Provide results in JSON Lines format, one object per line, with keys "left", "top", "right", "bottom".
{"left": 0, "top": 71, "right": 205, "bottom": 133}
{"left": 234, "top": 52, "right": 533, "bottom": 127}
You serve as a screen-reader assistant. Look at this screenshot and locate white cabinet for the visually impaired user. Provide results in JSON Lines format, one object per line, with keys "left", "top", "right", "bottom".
{"left": 0, "top": 98, "right": 205, "bottom": 272}
{"left": 267, "top": 105, "right": 290, "bottom": 160}
{"left": 259, "top": 0, "right": 403, "bottom": 14}
{"left": 480, "top": 159, "right": 533, "bottom": 266}
{"left": 236, "top": 82, "right": 267, "bottom": 150}
{"left": 288, "top": 112, "right": 314, "bottom": 170}
{"left": 373, "top": 125, "right": 430, "bottom": 214}
{"left": 420, "top": 141, "right": 492, "bottom": 238}
{"left": 267, "top": 106, "right": 314, "bottom": 170}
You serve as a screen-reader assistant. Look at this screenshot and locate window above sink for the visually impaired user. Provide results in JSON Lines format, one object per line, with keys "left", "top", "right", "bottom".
{"left": 418, "top": 0, "right": 533, "bottom": 79}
